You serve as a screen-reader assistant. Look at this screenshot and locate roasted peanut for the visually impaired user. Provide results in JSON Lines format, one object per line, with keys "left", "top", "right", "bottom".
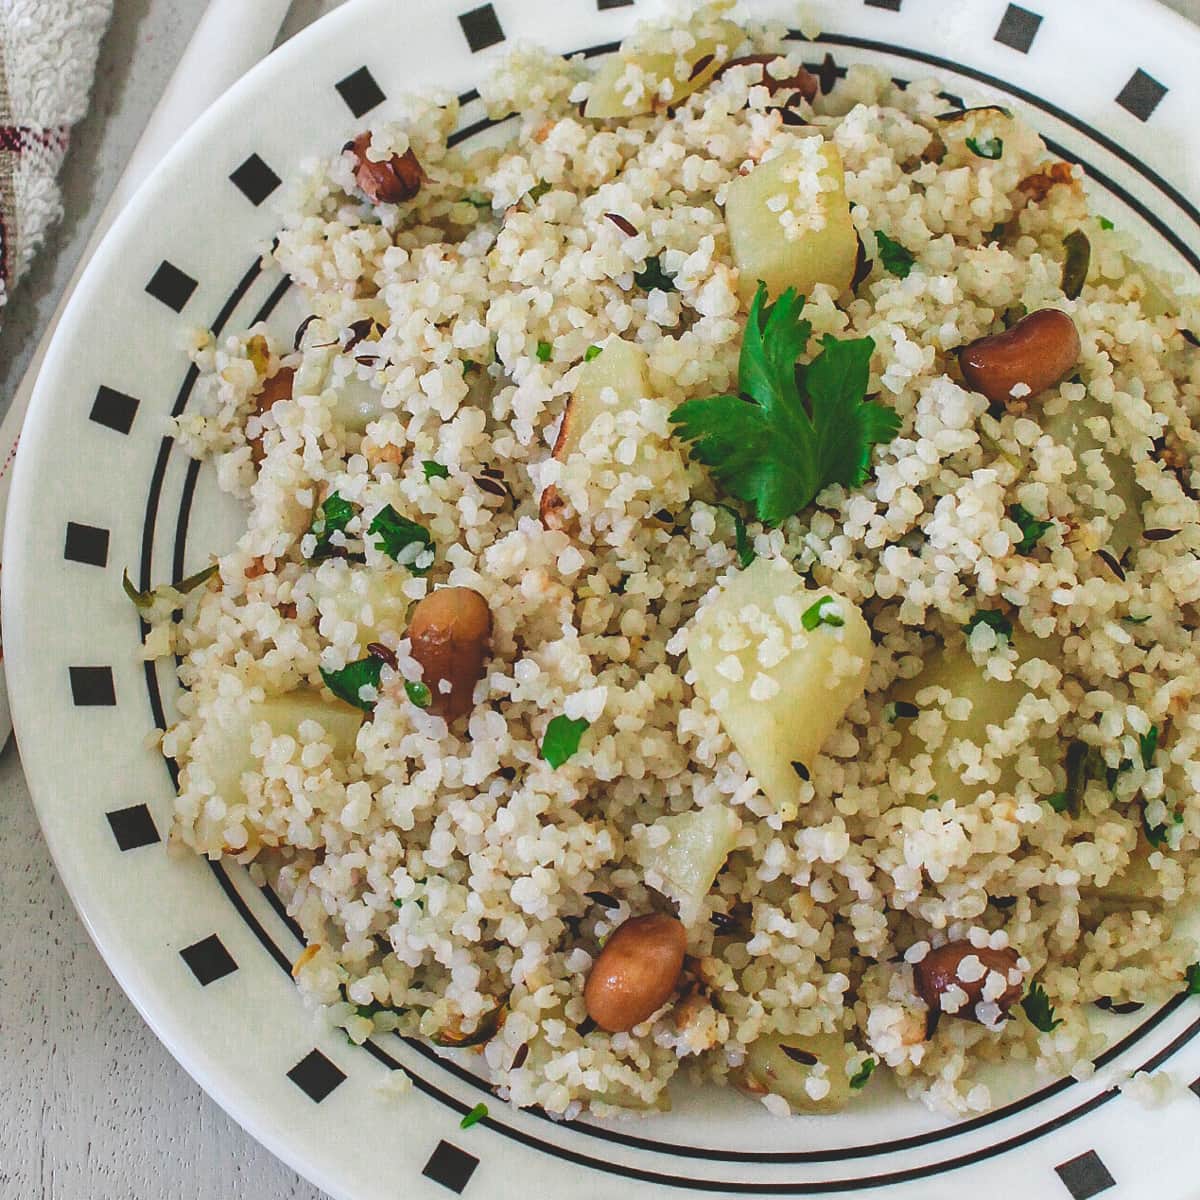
{"left": 959, "top": 308, "right": 1080, "bottom": 406}
{"left": 407, "top": 587, "right": 492, "bottom": 722}
{"left": 584, "top": 913, "right": 687, "bottom": 1033}
{"left": 912, "top": 940, "right": 1023, "bottom": 1025}
{"left": 349, "top": 132, "right": 425, "bottom": 205}
{"left": 250, "top": 367, "right": 294, "bottom": 464}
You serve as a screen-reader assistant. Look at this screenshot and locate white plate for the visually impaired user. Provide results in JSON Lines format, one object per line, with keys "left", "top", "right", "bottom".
{"left": 7, "top": 1, "right": 1200, "bottom": 1197}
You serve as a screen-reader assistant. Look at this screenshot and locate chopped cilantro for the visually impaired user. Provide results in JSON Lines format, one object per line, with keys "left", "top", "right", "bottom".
{"left": 422, "top": 460, "right": 450, "bottom": 480}
{"left": 536, "top": 340, "right": 553, "bottom": 363}
{"left": 122, "top": 563, "right": 217, "bottom": 611}
{"left": 965, "top": 609, "right": 1012, "bottom": 640}
{"left": 1044, "top": 792, "right": 1071, "bottom": 813}
{"left": 320, "top": 656, "right": 384, "bottom": 711}
{"left": 1098, "top": 216, "right": 1115, "bottom": 231}
{"left": 670, "top": 283, "right": 900, "bottom": 526}
{"left": 405, "top": 680, "right": 432, "bottom": 709}
{"left": 802, "top": 595, "right": 845, "bottom": 631}
{"left": 460, "top": 1102, "right": 488, "bottom": 1130}
{"left": 885, "top": 700, "right": 919, "bottom": 722}
{"left": 1140, "top": 725, "right": 1159, "bottom": 770}
{"left": 1021, "top": 981, "right": 1062, "bottom": 1033}
{"left": 634, "top": 255, "right": 676, "bottom": 292}
{"left": 713, "top": 503, "right": 756, "bottom": 568}
{"left": 368, "top": 505, "right": 433, "bottom": 573}
{"left": 1122, "top": 614, "right": 1151, "bottom": 625}
{"left": 309, "top": 492, "right": 358, "bottom": 561}
{"left": 1143, "top": 804, "right": 1182, "bottom": 848}
{"left": 584, "top": 344, "right": 604, "bottom": 362}
{"left": 1009, "top": 503, "right": 1054, "bottom": 554}
{"left": 966, "top": 134, "right": 1004, "bottom": 160}
{"left": 541, "top": 715, "right": 589, "bottom": 768}
{"left": 528, "top": 180, "right": 551, "bottom": 201}
{"left": 874, "top": 230, "right": 916, "bottom": 278}
{"left": 1187, "top": 964, "right": 1200, "bottom": 994}
{"left": 849, "top": 1057, "right": 877, "bottom": 1090}
{"left": 1061, "top": 230, "right": 1091, "bottom": 300}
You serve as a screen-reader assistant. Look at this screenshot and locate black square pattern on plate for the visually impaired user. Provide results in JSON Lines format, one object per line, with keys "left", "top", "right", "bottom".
{"left": 1055, "top": 1151, "right": 1116, "bottom": 1200}
{"left": 229, "top": 154, "right": 281, "bottom": 206}
{"left": 63, "top": 522, "right": 109, "bottom": 568}
{"left": 459, "top": 4, "right": 505, "bottom": 52}
{"left": 598, "top": 0, "right": 634, "bottom": 7}
{"left": 336, "top": 66, "right": 386, "bottom": 117}
{"left": 106, "top": 804, "right": 161, "bottom": 851}
{"left": 70, "top": 666, "right": 115, "bottom": 707}
{"left": 145, "top": 261, "right": 198, "bottom": 312}
{"left": 1116, "top": 68, "right": 1168, "bottom": 120}
{"left": 287, "top": 1050, "right": 346, "bottom": 1103}
{"left": 864, "top": 0, "right": 902, "bottom": 9}
{"left": 1192, "top": 1074, "right": 1200, "bottom": 1099}
{"left": 90, "top": 385, "right": 139, "bottom": 434}
{"left": 180, "top": 935, "right": 238, "bottom": 986}
{"left": 422, "top": 1141, "right": 479, "bottom": 1194}
{"left": 995, "top": 4, "right": 1042, "bottom": 53}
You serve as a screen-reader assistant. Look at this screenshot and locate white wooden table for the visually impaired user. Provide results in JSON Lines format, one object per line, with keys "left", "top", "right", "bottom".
{"left": 2, "top": 1, "right": 1199, "bottom": 1197}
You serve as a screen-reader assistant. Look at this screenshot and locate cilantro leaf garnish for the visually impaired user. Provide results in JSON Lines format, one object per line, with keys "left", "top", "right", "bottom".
{"left": 536, "top": 341, "right": 553, "bottom": 363}
{"left": 1123, "top": 614, "right": 1151, "bottom": 625}
{"left": 528, "top": 180, "right": 551, "bottom": 202}
{"left": 368, "top": 505, "right": 433, "bottom": 573}
{"left": 1009, "top": 503, "right": 1054, "bottom": 554}
{"left": 460, "top": 1102, "right": 489, "bottom": 1130}
{"left": 1098, "top": 216, "right": 1115, "bottom": 231}
{"left": 1044, "top": 791, "right": 1071, "bottom": 813}
{"left": 634, "top": 255, "right": 676, "bottom": 292}
{"left": 584, "top": 344, "right": 604, "bottom": 362}
{"left": 405, "top": 680, "right": 432, "bottom": 709}
{"left": 1021, "top": 981, "right": 1062, "bottom": 1033}
{"left": 874, "top": 230, "right": 915, "bottom": 278}
{"left": 1186, "top": 964, "right": 1200, "bottom": 994}
{"left": 966, "top": 135, "right": 1004, "bottom": 160}
{"left": 670, "top": 284, "right": 900, "bottom": 526}
{"left": 541, "top": 715, "right": 589, "bottom": 768}
{"left": 321, "top": 656, "right": 384, "bottom": 711}
{"left": 422, "top": 460, "right": 449, "bottom": 480}
{"left": 713, "top": 503, "right": 756, "bottom": 568}
{"left": 849, "top": 1057, "right": 877, "bottom": 1090}
{"left": 309, "top": 492, "right": 358, "bottom": 561}
{"left": 802, "top": 595, "right": 845, "bottom": 630}
{"left": 965, "top": 609, "right": 1012, "bottom": 640}
{"left": 1140, "top": 725, "right": 1159, "bottom": 770}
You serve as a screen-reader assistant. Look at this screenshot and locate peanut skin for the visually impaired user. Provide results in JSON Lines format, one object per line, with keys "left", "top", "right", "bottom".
{"left": 408, "top": 587, "right": 492, "bottom": 722}
{"left": 584, "top": 914, "right": 687, "bottom": 1033}
{"left": 250, "top": 367, "right": 294, "bottom": 464}
{"left": 913, "top": 941, "right": 1022, "bottom": 1024}
{"left": 959, "top": 308, "right": 1080, "bottom": 406}
{"left": 349, "top": 132, "right": 425, "bottom": 205}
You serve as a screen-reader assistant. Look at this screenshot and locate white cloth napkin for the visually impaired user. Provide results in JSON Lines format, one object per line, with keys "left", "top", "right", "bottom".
{"left": 0, "top": 0, "right": 296, "bottom": 741}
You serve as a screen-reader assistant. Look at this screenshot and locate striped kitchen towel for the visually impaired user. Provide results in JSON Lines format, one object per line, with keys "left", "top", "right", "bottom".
{"left": 0, "top": 0, "right": 111, "bottom": 323}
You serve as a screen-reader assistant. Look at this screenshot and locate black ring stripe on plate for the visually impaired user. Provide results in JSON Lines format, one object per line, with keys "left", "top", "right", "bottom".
{"left": 64, "top": 521, "right": 110, "bottom": 568}
{"left": 597, "top": 0, "right": 634, "bottom": 8}
{"left": 229, "top": 153, "right": 282, "bottom": 206}
{"left": 90, "top": 386, "right": 139, "bottom": 434}
{"left": 995, "top": 4, "right": 1042, "bottom": 54}
{"left": 140, "top": 41, "right": 1200, "bottom": 1190}
{"left": 864, "top": 0, "right": 903, "bottom": 9}
{"left": 180, "top": 934, "right": 238, "bottom": 985}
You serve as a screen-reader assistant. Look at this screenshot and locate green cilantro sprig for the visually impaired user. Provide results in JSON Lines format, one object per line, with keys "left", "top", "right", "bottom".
{"left": 713, "top": 503, "right": 756, "bottom": 568}
{"left": 802, "top": 595, "right": 845, "bottom": 630}
{"left": 309, "top": 492, "right": 358, "bottom": 561}
{"left": 965, "top": 610, "right": 1012, "bottom": 640}
{"left": 1140, "top": 725, "right": 1159, "bottom": 770}
{"left": 634, "top": 255, "right": 675, "bottom": 292}
{"left": 966, "top": 135, "right": 1004, "bottom": 160}
{"left": 1009, "top": 503, "right": 1054, "bottom": 554}
{"left": 460, "top": 1102, "right": 489, "bottom": 1130}
{"left": 670, "top": 284, "right": 900, "bottom": 526}
{"left": 405, "top": 680, "right": 432, "bottom": 709}
{"left": 369, "top": 505, "right": 433, "bottom": 573}
{"left": 1186, "top": 964, "right": 1200, "bottom": 994}
{"left": 541, "top": 715, "right": 589, "bottom": 768}
{"left": 422, "top": 460, "right": 449, "bottom": 480}
{"left": 584, "top": 344, "right": 604, "bottom": 362}
{"left": 1021, "top": 981, "right": 1062, "bottom": 1033}
{"left": 874, "top": 230, "right": 915, "bottom": 278}
{"left": 849, "top": 1057, "right": 877, "bottom": 1090}
{"left": 321, "top": 656, "right": 384, "bottom": 711}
